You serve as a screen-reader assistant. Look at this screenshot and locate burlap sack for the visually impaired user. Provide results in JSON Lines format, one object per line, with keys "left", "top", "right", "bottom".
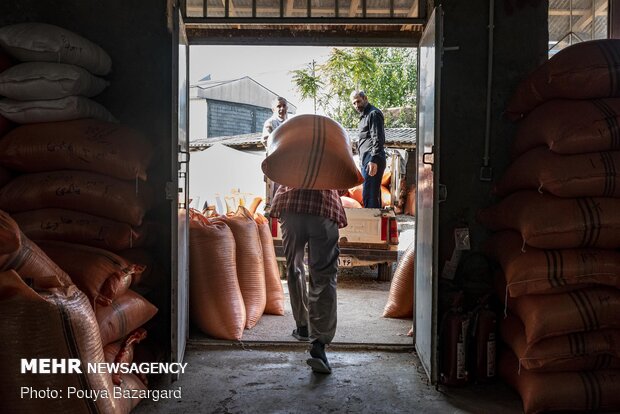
{"left": 0, "top": 170, "right": 153, "bottom": 226}
{"left": 262, "top": 114, "right": 364, "bottom": 190}
{"left": 383, "top": 242, "right": 414, "bottom": 318}
{"left": 0, "top": 119, "right": 153, "bottom": 180}
{"left": 477, "top": 191, "right": 620, "bottom": 249}
{"left": 222, "top": 207, "right": 266, "bottom": 329}
{"left": 189, "top": 210, "right": 246, "bottom": 340}
{"left": 13, "top": 208, "right": 149, "bottom": 251}
{"left": 255, "top": 214, "right": 285, "bottom": 316}
{"left": 38, "top": 240, "right": 143, "bottom": 307}
{"left": 510, "top": 286, "right": 620, "bottom": 345}
{"left": 96, "top": 289, "right": 158, "bottom": 346}
{"left": 499, "top": 349, "right": 620, "bottom": 414}
{"left": 484, "top": 231, "right": 620, "bottom": 297}
{"left": 506, "top": 39, "right": 620, "bottom": 120}
{"left": 0, "top": 270, "right": 119, "bottom": 414}
{"left": 512, "top": 99, "right": 620, "bottom": 158}
{"left": 495, "top": 148, "right": 620, "bottom": 198}
{"left": 501, "top": 314, "right": 620, "bottom": 372}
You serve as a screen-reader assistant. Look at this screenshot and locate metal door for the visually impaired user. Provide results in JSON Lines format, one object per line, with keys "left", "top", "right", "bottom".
{"left": 171, "top": 6, "right": 190, "bottom": 381}
{"left": 414, "top": 6, "right": 442, "bottom": 384}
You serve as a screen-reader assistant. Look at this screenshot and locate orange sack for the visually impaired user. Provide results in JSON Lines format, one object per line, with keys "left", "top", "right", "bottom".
{"left": 262, "top": 114, "right": 364, "bottom": 190}
{"left": 495, "top": 148, "right": 620, "bottom": 198}
{"left": 509, "top": 286, "right": 620, "bottom": 345}
{"left": 12, "top": 208, "right": 149, "bottom": 251}
{"left": 0, "top": 270, "right": 118, "bottom": 414}
{"left": 380, "top": 185, "right": 391, "bottom": 207}
{"left": 340, "top": 196, "right": 362, "bottom": 209}
{"left": 512, "top": 99, "right": 620, "bottom": 158}
{"left": 383, "top": 242, "right": 414, "bottom": 318}
{"left": 484, "top": 231, "right": 620, "bottom": 297}
{"left": 506, "top": 39, "right": 620, "bottom": 121}
{"left": 222, "top": 207, "right": 266, "bottom": 329}
{"left": 38, "top": 240, "right": 143, "bottom": 307}
{"left": 0, "top": 218, "right": 72, "bottom": 289}
{"left": 104, "top": 328, "right": 147, "bottom": 385}
{"left": 500, "top": 314, "right": 620, "bottom": 372}
{"left": 0, "top": 119, "right": 153, "bottom": 180}
{"left": 0, "top": 170, "right": 153, "bottom": 226}
{"left": 255, "top": 214, "right": 285, "bottom": 316}
{"left": 477, "top": 191, "right": 620, "bottom": 249}
{"left": 96, "top": 289, "right": 158, "bottom": 346}
{"left": 348, "top": 184, "right": 364, "bottom": 205}
{"left": 499, "top": 349, "right": 620, "bottom": 414}
{"left": 189, "top": 211, "right": 246, "bottom": 340}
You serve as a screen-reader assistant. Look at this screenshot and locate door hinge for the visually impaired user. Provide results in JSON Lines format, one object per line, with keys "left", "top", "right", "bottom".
{"left": 438, "top": 184, "right": 448, "bottom": 203}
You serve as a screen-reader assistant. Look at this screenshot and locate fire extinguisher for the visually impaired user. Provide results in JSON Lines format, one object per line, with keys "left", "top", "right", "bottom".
{"left": 439, "top": 293, "right": 470, "bottom": 386}
{"left": 469, "top": 301, "right": 497, "bottom": 382}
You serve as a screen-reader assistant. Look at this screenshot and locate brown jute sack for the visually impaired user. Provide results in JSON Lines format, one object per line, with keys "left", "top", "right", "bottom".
{"left": 0, "top": 208, "right": 20, "bottom": 254}
{"left": 223, "top": 207, "right": 266, "bottom": 329}
{"left": 189, "top": 211, "right": 246, "bottom": 340}
{"left": 501, "top": 314, "right": 620, "bottom": 372}
{"left": 103, "top": 328, "right": 147, "bottom": 385}
{"left": 512, "top": 99, "right": 620, "bottom": 158}
{"left": 0, "top": 165, "right": 11, "bottom": 188}
{"left": 13, "top": 208, "right": 149, "bottom": 251}
{"left": 506, "top": 39, "right": 620, "bottom": 121}
{"left": 510, "top": 287, "right": 620, "bottom": 345}
{"left": 255, "top": 214, "right": 285, "bottom": 316}
{"left": 38, "top": 240, "right": 143, "bottom": 307}
{"left": 477, "top": 191, "right": 620, "bottom": 249}
{"left": 348, "top": 184, "right": 364, "bottom": 205}
{"left": 484, "top": 231, "right": 620, "bottom": 297}
{"left": 495, "top": 148, "right": 620, "bottom": 198}
{"left": 499, "top": 349, "right": 620, "bottom": 414}
{"left": 262, "top": 114, "right": 364, "bottom": 190}
{"left": 118, "top": 248, "right": 155, "bottom": 287}
{"left": 0, "top": 119, "right": 153, "bottom": 180}
{"left": 0, "top": 170, "right": 153, "bottom": 226}
{"left": 0, "top": 269, "right": 119, "bottom": 414}
{"left": 96, "top": 289, "right": 158, "bottom": 346}
{"left": 383, "top": 242, "right": 414, "bottom": 318}
{"left": 0, "top": 230, "right": 72, "bottom": 289}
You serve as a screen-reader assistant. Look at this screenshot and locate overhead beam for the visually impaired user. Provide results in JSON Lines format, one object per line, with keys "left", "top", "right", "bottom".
{"left": 408, "top": 0, "right": 418, "bottom": 17}
{"left": 572, "top": 1, "right": 608, "bottom": 33}
{"left": 349, "top": 0, "right": 360, "bottom": 17}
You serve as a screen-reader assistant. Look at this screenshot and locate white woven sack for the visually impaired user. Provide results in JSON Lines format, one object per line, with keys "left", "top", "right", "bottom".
{"left": 0, "top": 62, "right": 109, "bottom": 100}
{"left": 0, "top": 23, "right": 111, "bottom": 75}
{"left": 0, "top": 96, "right": 117, "bottom": 124}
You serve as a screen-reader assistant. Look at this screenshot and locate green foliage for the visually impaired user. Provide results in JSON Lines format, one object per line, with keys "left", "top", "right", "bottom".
{"left": 290, "top": 47, "right": 417, "bottom": 128}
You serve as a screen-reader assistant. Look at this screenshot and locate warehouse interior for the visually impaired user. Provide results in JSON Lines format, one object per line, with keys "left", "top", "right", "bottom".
{"left": 1, "top": 0, "right": 620, "bottom": 413}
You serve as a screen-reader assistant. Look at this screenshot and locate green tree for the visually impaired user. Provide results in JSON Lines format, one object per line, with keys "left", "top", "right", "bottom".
{"left": 291, "top": 47, "right": 417, "bottom": 128}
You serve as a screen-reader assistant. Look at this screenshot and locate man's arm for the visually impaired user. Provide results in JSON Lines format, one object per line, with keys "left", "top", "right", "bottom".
{"left": 368, "top": 110, "right": 386, "bottom": 164}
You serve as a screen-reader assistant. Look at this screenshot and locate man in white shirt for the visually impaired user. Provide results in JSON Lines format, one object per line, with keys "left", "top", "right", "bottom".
{"left": 263, "top": 96, "right": 289, "bottom": 213}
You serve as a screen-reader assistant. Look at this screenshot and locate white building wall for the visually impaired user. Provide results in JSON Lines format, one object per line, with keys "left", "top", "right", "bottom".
{"left": 190, "top": 97, "right": 208, "bottom": 141}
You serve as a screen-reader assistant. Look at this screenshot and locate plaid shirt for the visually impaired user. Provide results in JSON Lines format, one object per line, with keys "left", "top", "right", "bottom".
{"left": 270, "top": 186, "right": 347, "bottom": 228}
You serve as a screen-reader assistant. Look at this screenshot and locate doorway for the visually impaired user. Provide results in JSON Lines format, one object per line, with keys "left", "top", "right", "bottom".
{"left": 186, "top": 44, "right": 417, "bottom": 347}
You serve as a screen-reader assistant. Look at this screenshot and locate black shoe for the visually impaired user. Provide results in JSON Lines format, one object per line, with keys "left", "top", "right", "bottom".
{"left": 306, "top": 340, "right": 331, "bottom": 374}
{"left": 292, "top": 326, "right": 309, "bottom": 341}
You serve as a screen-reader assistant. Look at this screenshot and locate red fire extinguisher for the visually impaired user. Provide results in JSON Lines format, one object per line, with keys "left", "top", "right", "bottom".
{"left": 470, "top": 305, "right": 497, "bottom": 382}
{"left": 439, "top": 293, "right": 470, "bottom": 386}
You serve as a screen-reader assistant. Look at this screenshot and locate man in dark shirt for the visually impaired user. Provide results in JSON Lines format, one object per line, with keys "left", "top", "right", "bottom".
{"left": 270, "top": 186, "right": 347, "bottom": 375}
{"left": 351, "top": 90, "right": 387, "bottom": 208}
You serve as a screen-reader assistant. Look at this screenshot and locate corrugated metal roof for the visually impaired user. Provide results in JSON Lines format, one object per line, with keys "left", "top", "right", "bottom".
{"left": 190, "top": 127, "right": 416, "bottom": 150}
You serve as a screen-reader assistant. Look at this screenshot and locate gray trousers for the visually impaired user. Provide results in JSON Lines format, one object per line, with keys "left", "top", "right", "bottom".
{"left": 280, "top": 212, "right": 339, "bottom": 345}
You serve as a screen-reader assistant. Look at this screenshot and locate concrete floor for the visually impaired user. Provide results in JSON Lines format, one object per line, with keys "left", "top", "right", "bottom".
{"left": 133, "top": 217, "right": 525, "bottom": 413}
{"left": 133, "top": 344, "right": 524, "bottom": 414}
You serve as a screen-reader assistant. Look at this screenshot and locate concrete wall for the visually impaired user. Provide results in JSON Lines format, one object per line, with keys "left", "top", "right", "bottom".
{"left": 437, "top": 1, "right": 548, "bottom": 270}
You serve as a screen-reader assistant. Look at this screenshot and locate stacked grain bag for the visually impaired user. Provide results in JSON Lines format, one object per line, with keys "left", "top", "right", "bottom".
{"left": 0, "top": 23, "right": 158, "bottom": 412}
{"left": 480, "top": 40, "right": 620, "bottom": 414}
{"left": 188, "top": 206, "right": 285, "bottom": 341}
